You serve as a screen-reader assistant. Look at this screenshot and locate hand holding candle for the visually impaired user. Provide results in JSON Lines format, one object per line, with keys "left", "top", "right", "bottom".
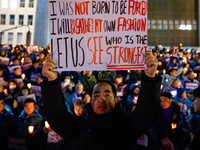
{"left": 28, "top": 126, "right": 34, "bottom": 133}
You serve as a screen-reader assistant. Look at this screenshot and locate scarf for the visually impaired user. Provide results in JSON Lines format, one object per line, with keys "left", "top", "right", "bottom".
{"left": 161, "top": 104, "right": 173, "bottom": 125}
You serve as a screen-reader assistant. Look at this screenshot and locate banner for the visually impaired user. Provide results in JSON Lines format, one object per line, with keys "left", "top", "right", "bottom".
{"left": 22, "top": 63, "right": 32, "bottom": 70}
{"left": 29, "top": 72, "right": 40, "bottom": 83}
{"left": 30, "top": 85, "right": 41, "bottom": 96}
{"left": 17, "top": 94, "right": 36, "bottom": 103}
{"left": 15, "top": 78, "right": 24, "bottom": 88}
{"left": 1, "top": 44, "right": 11, "bottom": 50}
{"left": 27, "top": 46, "right": 39, "bottom": 54}
{"left": 47, "top": 130, "right": 62, "bottom": 143}
{"left": 0, "top": 56, "right": 10, "bottom": 65}
{"left": 184, "top": 81, "right": 199, "bottom": 91}
{"left": 48, "top": 0, "right": 147, "bottom": 71}
{"left": 7, "top": 136, "right": 27, "bottom": 150}
{"left": 8, "top": 65, "right": 21, "bottom": 74}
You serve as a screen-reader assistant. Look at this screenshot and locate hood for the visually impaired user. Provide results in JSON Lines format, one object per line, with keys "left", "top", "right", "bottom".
{"left": 177, "top": 88, "right": 186, "bottom": 99}
{"left": 170, "top": 56, "right": 178, "bottom": 64}
{"left": 167, "top": 77, "right": 177, "bottom": 87}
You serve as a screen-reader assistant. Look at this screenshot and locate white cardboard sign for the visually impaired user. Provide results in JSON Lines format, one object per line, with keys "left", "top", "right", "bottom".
{"left": 48, "top": 0, "right": 147, "bottom": 71}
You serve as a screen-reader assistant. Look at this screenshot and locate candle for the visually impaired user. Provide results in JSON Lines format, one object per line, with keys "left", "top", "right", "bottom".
{"left": 194, "top": 73, "right": 197, "bottom": 78}
{"left": 160, "top": 85, "right": 163, "bottom": 90}
{"left": 160, "top": 54, "right": 163, "bottom": 57}
{"left": 27, "top": 83, "right": 31, "bottom": 89}
{"left": 163, "top": 69, "right": 166, "bottom": 74}
{"left": 171, "top": 123, "right": 177, "bottom": 129}
{"left": 21, "top": 58, "right": 24, "bottom": 64}
{"left": 22, "top": 74, "right": 25, "bottom": 79}
{"left": 3, "top": 89, "right": 7, "bottom": 95}
{"left": 156, "top": 70, "right": 159, "bottom": 75}
{"left": 45, "top": 121, "right": 50, "bottom": 128}
{"left": 28, "top": 126, "right": 34, "bottom": 133}
{"left": 127, "top": 70, "right": 130, "bottom": 73}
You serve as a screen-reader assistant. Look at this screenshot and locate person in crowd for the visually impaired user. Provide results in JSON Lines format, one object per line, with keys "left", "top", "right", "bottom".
{"left": 167, "top": 56, "right": 179, "bottom": 69}
{"left": 82, "top": 92, "right": 91, "bottom": 104}
{"left": 126, "top": 84, "right": 140, "bottom": 112}
{"left": 189, "top": 87, "right": 200, "bottom": 149}
{"left": 98, "top": 70, "right": 116, "bottom": 83}
{"left": 153, "top": 92, "right": 190, "bottom": 150}
{"left": 74, "top": 100, "right": 86, "bottom": 116}
{"left": 164, "top": 77, "right": 180, "bottom": 92}
{"left": 80, "top": 70, "right": 97, "bottom": 94}
{"left": 25, "top": 59, "right": 42, "bottom": 80}
{"left": 8, "top": 67, "right": 29, "bottom": 84}
{"left": 0, "top": 97, "right": 16, "bottom": 150}
{"left": 174, "top": 88, "right": 194, "bottom": 116}
{"left": 127, "top": 70, "right": 143, "bottom": 84}
{"left": 7, "top": 79, "right": 21, "bottom": 99}
{"left": 41, "top": 51, "right": 161, "bottom": 150}
{"left": 16, "top": 98, "right": 44, "bottom": 150}
{"left": 62, "top": 75, "right": 75, "bottom": 100}
{"left": 5, "top": 97, "right": 23, "bottom": 118}
{"left": 66, "top": 83, "right": 84, "bottom": 113}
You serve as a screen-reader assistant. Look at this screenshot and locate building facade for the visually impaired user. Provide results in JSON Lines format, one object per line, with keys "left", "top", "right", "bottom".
{"left": 0, "top": 0, "right": 37, "bottom": 46}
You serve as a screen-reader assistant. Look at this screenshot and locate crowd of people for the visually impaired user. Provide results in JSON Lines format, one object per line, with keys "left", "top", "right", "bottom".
{"left": 0, "top": 42, "right": 200, "bottom": 150}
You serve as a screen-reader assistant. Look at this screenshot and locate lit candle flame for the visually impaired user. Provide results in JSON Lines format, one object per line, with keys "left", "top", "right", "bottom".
{"left": 128, "top": 70, "right": 130, "bottom": 73}
{"left": 21, "top": 58, "right": 24, "bottom": 64}
{"left": 160, "top": 85, "right": 163, "bottom": 90}
{"left": 163, "top": 70, "right": 166, "bottom": 74}
{"left": 27, "top": 83, "right": 31, "bottom": 89}
{"left": 156, "top": 70, "right": 159, "bottom": 75}
{"left": 194, "top": 73, "right": 197, "bottom": 78}
{"left": 3, "top": 89, "right": 7, "bottom": 95}
{"left": 171, "top": 123, "right": 177, "bottom": 129}
{"left": 22, "top": 73, "right": 25, "bottom": 79}
{"left": 45, "top": 121, "right": 50, "bottom": 128}
{"left": 28, "top": 126, "right": 34, "bottom": 133}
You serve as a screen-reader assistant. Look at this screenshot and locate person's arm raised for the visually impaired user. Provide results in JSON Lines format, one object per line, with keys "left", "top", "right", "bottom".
{"left": 43, "top": 53, "right": 57, "bottom": 81}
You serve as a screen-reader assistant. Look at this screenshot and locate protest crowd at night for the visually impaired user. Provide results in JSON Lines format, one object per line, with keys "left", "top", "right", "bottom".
{"left": 0, "top": 42, "right": 200, "bottom": 150}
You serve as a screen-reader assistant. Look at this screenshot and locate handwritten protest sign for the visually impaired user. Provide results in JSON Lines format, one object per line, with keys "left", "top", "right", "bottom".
{"left": 48, "top": 0, "right": 147, "bottom": 71}
{"left": 27, "top": 46, "right": 39, "bottom": 54}
{"left": 184, "top": 81, "right": 199, "bottom": 91}
{"left": 0, "top": 56, "right": 9, "bottom": 65}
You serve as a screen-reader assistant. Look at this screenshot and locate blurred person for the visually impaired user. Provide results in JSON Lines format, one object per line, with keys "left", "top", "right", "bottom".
{"left": 16, "top": 98, "right": 44, "bottom": 150}
{"left": 66, "top": 83, "right": 84, "bottom": 113}
{"left": 7, "top": 79, "right": 21, "bottom": 99}
{"left": 8, "top": 67, "right": 29, "bottom": 84}
{"left": 80, "top": 70, "right": 97, "bottom": 94}
{"left": 74, "top": 100, "right": 86, "bottom": 116}
{"left": 62, "top": 75, "right": 75, "bottom": 100}
{"left": 82, "top": 92, "right": 91, "bottom": 104}
{"left": 25, "top": 59, "right": 42, "bottom": 80}
{"left": 0, "top": 97, "right": 16, "bottom": 150}
{"left": 153, "top": 92, "right": 190, "bottom": 150}
{"left": 98, "top": 70, "right": 116, "bottom": 83}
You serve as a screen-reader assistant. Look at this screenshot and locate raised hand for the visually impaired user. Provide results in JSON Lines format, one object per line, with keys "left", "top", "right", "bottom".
{"left": 144, "top": 51, "right": 158, "bottom": 78}
{"left": 43, "top": 53, "right": 57, "bottom": 81}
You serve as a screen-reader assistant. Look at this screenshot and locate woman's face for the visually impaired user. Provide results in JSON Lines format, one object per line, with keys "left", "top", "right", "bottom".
{"left": 22, "top": 89, "right": 29, "bottom": 96}
{"left": 133, "top": 87, "right": 140, "bottom": 95}
{"left": 83, "top": 94, "right": 91, "bottom": 103}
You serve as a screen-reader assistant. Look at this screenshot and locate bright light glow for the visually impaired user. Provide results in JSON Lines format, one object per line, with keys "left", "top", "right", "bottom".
{"left": 28, "top": 126, "right": 34, "bottom": 133}
{"left": 179, "top": 25, "right": 192, "bottom": 30}
{"left": 10, "top": 0, "right": 17, "bottom": 8}
{"left": 1, "top": 0, "right": 8, "bottom": 8}
{"left": 27, "top": 83, "right": 31, "bottom": 89}
{"left": 45, "top": 121, "right": 50, "bottom": 128}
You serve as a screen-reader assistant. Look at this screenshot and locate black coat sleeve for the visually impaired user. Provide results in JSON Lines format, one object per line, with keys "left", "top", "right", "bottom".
{"left": 128, "top": 74, "right": 162, "bottom": 141}
{"left": 41, "top": 78, "right": 77, "bottom": 139}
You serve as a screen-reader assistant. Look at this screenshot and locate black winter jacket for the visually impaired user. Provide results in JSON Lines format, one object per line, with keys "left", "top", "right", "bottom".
{"left": 41, "top": 74, "right": 161, "bottom": 150}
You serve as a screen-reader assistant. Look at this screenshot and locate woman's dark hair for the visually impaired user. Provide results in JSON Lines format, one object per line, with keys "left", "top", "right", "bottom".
{"left": 20, "top": 86, "right": 30, "bottom": 95}
{"left": 82, "top": 92, "right": 91, "bottom": 100}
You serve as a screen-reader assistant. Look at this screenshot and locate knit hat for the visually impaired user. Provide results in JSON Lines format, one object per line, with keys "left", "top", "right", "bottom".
{"left": 193, "top": 87, "right": 200, "bottom": 98}
{"left": 177, "top": 88, "right": 186, "bottom": 98}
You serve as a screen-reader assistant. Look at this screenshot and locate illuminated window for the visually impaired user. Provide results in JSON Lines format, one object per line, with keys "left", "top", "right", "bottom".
{"left": 28, "top": 15, "right": 33, "bottom": 25}
{"left": 10, "top": 15, "right": 15, "bottom": 25}
{"left": 8, "top": 33, "right": 13, "bottom": 44}
{"left": 20, "top": 0, "right": 25, "bottom": 7}
{"left": 0, "top": 15, "right": 6, "bottom": 25}
{"left": 1, "top": 0, "right": 8, "bottom": 8}
{"left": 19, "top": 15, "right": 24, "bottom": 25}
{"left": 10, "top": 0, "right": 17, "bottom": 8}
{"left": 29, "top": 0, "right": 34, "bottom": 7}
{"left": 17, "top": 33, "right": 23, "bottom": 43}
